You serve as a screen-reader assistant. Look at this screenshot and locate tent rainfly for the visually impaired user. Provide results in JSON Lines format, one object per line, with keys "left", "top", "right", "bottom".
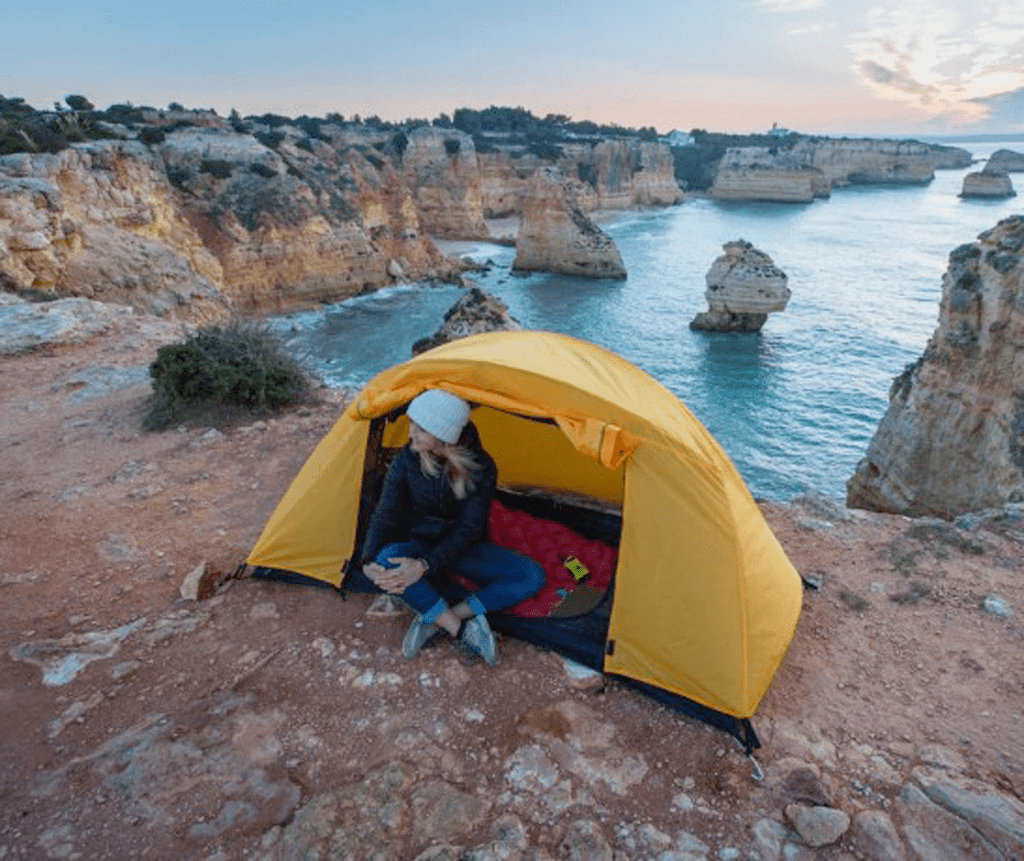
{"left": 247, "top": 330, "right": 803, "bottom": 753}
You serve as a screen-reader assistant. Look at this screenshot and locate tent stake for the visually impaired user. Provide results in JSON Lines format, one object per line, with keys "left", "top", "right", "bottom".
{"left": 747, "top": 754, "right": 764, "bottom": 781}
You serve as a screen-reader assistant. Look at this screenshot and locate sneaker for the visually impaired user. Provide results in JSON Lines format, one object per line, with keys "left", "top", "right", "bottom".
{"left": 460, "top": 615, "right": 497, "bottom": 666}
{"left": 402, "top": 614, "right": 438, "bottom": 659}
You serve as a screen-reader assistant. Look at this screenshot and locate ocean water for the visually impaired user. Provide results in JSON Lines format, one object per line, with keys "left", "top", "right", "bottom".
{"left": 272, "top": 141, "right": 1024, "bottom": 504}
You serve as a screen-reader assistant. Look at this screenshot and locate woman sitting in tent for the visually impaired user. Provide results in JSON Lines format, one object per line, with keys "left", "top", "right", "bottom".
{"left": 361, "top": 389, "right": 546, "bottom": 665}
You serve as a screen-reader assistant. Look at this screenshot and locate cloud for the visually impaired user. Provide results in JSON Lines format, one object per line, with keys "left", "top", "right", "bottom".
{"left": 848, "top": 0, "right": 1024, "bottom": 126}
{"left": 857, "top": 59, "right": 942, "bottom": 103}
{"left": 969, "top": 87, "right": 1024, "bottom": 127}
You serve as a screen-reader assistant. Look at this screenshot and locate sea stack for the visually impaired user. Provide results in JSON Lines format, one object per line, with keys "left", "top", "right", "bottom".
{"left": 847, "top": 216, "right": 1024, "bottom": 517}
{"left": 511, "top": 167, "right": 626, "bottom": 279}
{"left": 411, "top": 287, "right": 521, "bottom": 355}
{"left": 690, "top": 240, "right": 790, "bottom": 332}
{"left": 984, "top": 149, "right": 1024, "bottom": 173}
{"left": 961, "top": 170, "right": 1015, "bottom": 198}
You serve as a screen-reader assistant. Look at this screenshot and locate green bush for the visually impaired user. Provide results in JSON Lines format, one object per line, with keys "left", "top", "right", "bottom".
{"left": 254, "top": 130, "right": 285, "bottom": 150}
{"left": 144, "top": 323, "right": 313, "bottom": 430}
{"left": 138, "top": 126, "right": 166, "bottom": 145}
{"left": 200, "top": 159, "right": 233, "bottom": 179}
{"left": 526, "top": 137, "right": 562, "bottom": 161}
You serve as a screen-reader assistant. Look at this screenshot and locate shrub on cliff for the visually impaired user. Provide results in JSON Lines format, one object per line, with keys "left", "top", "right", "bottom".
{"left": 144, "top": 323, "right": 313, "bottom": 430}
{"left": 671, "top": 143, "right": 726, "bottom": 191}
{"left": 200, "top": 159, "right": 233, "bottom": 179}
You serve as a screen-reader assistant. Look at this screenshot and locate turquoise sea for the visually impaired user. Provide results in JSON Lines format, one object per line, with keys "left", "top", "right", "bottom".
{"left": 272, "top": 140, "right": 1024, "bottom": 504}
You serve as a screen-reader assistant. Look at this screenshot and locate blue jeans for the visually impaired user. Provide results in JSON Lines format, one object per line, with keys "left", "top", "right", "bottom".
{"left": 373, "top": 539, "right": 546, "bottom": 624}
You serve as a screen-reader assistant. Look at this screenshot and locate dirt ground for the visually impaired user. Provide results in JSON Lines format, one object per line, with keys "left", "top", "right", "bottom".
{"left": 1, "top": 313, "right": 1023, "bottom": 860}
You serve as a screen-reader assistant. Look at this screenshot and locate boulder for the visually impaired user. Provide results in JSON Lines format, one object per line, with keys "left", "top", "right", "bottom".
{"left": 961, "top": 171, "right": 1015, "bottom": 198}
{"left": 0, "top": 293, "right": 136, "bottom": 355}
{"left": 690, "top": 239, "right": 790, "bottom": 332}
{"left": 411, "top": 287, "right": 521, "bottom": 355}
{"left": 848, "top": 215, "right": 1024, "bottom": 516}
{"left": 511, "top": 168, "right": 626, "bottom": 279}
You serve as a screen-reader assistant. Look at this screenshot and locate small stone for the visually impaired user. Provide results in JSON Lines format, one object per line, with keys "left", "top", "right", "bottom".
{"left": 672, "top": 792, "right": 695, "bottom": 812}
{"left": 561, "top": 657, "right": 604, "bottom": 690}
{"left": 179, "top": 561, "right": 206, "bottom": 601}
{"left": 785, "top": 803, "right": 851, "bottom": 847}
{"left": 982, "top": 594, "right": 1012, "bottom": 618}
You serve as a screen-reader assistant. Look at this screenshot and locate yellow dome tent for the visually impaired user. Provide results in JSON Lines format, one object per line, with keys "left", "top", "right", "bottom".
{"left": 247, "top": 330, "right": 802, "bottom": 751}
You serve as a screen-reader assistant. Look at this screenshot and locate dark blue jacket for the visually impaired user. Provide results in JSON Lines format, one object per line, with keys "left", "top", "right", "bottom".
{"left": 359, "top": 427, "right": 497, "bottom": 574}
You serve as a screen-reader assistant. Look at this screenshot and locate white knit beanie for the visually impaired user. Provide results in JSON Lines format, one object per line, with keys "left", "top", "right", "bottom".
{"left": 406, "top": 389, "right": 471, "bottom": 445}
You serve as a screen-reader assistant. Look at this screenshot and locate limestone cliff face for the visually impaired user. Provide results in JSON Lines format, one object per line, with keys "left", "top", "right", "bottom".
{"left": 478, "top": 139, "right": 681, "bottom": 218}
{"left": 588, "top": 140, "right": 683, "bottom": 208}
{"left": 804, "top": 139, "right": 932, "bottom": 185}
{"left": 512, "top": 168, "right": 626, "bottom": 279}
{"left": 690, "top": 240, "right": 790, "bottom": 332}
{"left": 0, "top": 142, "right": 228, "bottom": 321}
{"left": 847, "top": 216, "right": 1024, "bottom": 517}
{"left": 160, "top": 127, "right": 451, "bottom": 313}
{"left": 710, "top": 158, "right": 828, "bottom": 203}
{"left": 0, "top": 129, "right": 456, "bottom": 319}
{"left": 961, "top": 171, "right": 1015, "bottom": 198}
{"left": 711, "top": 139, "right": 970, "bottom": 202}
{"left": 401, "top": 127, "right": 488, "bottom": 238}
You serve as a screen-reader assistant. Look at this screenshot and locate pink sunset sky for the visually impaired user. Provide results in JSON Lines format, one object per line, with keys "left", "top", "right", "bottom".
{"left": 6, "top": 0, "right": 1023, "bottom": 137}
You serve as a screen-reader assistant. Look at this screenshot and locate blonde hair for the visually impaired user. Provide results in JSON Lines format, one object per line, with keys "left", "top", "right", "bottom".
{"left": 418, "top": 442, "right": 481, "bottom": 500}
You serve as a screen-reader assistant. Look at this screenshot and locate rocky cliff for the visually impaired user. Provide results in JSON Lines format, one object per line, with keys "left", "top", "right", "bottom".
{"left": 0, "top": 117, "right": 685, "bottom": 318}
{"left": 711, "top": 139, "right": 971, "bottom": 202}
{"left": 512, "top": 168, "right": 627, "bottom": 279}
{"left": 0, "top": 127, "right": 459, "bottom": 320}
{"left": 0, "top": 142, "right": 229, "bottom": 321}
{"left": 400, "top": 127, "right": 488, "bottom": 238}
{"left": 847, "top": 216, "right": 1024, "bottom": 517}
{"left": 478, "top": 139, "right": 681, "bottom": 217}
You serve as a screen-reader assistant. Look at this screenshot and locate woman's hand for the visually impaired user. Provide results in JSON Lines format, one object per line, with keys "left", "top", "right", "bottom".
{"left": 363, "top": 558, "right": 427, "bottom": 594}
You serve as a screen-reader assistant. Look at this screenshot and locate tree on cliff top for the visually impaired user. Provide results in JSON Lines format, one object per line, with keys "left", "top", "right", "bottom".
{"left": 64, "top": 94, "right": 94, "bottom": 112}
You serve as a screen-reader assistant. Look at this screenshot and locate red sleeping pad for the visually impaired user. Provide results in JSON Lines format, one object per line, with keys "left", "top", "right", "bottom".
{"left": 470, "top": 499, "right": 618, "bottom": 618}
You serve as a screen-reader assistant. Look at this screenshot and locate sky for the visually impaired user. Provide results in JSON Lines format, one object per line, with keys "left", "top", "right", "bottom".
{"left": 5, "top": 0, "right": 1024, "bottom": 138}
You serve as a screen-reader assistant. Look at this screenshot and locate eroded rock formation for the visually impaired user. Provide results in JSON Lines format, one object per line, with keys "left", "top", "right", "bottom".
{"left": 0, "top": 129, "right": 457, "bottom": 320}
{"left": 401, "top": 127, "right": 488, "bottom": 238}
{"left": 985, "top": 149, "right": 1024, "bottom": 173}
{"left": 690, "top": 240, "right": 790, "bottom": 332}
{"left": 847, "top": 216, "right": 1024, "bottom": 517}
{"left": 478, "top": 139, "right": 681, "bottom": 218}
{"left": 711, "top": 139, "right": 971, "bottom": 203}
{"left": 0, "top": 143, "right": 229, "bottom": 321}
{"left": 411, "top": 286, "right": 521, "bottom": 355}
{"left": 512, "top": 168, "right": 626, "bottom": 279}
{"left": 961, "top": 170, "right": 1015, "bottom": 198}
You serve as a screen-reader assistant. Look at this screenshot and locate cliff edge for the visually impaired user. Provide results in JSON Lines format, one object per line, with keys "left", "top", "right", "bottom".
{"left": 711, "top": 139, "right": 970, "bottom": 203}
{"left": 848, "top": 215, "right": 1024, "bottom": 517}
